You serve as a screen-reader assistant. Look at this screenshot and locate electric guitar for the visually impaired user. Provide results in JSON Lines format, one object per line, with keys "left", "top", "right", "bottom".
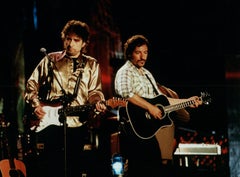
{"left": 30, "top": 97, "right": 126, "bottom": 133}
{"left": 119, "top": 92, "right": 211, "bottom": 140}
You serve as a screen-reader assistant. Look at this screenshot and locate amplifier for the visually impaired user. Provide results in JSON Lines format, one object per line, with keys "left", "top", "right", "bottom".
{"left": 174, "top": 143, "right": 221, "bottom": 155}
{"left": 174, "top": 143, "right": 222, "bottom": 169}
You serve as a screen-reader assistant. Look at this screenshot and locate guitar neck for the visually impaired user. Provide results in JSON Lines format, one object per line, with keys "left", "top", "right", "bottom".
{"left": 58, "top": 97, "right": 126, "bottom": 116}
{"left": 9, "top": 157, "right": 16, "bottom": 170}
{"left": 60, "top": 100, "right": 110, "bottom": 114}
{"left": 60, "top": 104, "right": 95, "bottom": 115}
{"left": 164, "top": 97, "right": 202, "bottom": 113}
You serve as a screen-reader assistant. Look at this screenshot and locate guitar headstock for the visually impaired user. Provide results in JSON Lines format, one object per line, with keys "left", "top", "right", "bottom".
{"left": 200, "top": 91, "right": 211, "bottom": 105}
{"left": 106, "top": 97, "right": 127, "bottom": 109}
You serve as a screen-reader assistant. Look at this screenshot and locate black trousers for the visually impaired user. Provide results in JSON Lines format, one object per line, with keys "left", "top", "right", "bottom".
{"left": 25, "top": 125, "right": 110, "bottom": 177}
{"left": 119, "top": 121, "right": 164, "bottom": 177}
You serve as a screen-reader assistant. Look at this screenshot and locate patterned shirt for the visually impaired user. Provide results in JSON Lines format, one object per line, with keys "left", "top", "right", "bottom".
{"left": 114, "top": 60, "right": 161, "bottom": 99}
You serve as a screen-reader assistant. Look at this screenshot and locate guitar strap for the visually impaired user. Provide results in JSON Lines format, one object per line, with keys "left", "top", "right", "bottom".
{"left": 72, "top": 56, "right": 87, "bottom": 98}
{"left": 145, "top": 74, "right": 159, "bottom": 96}
{"left": 61, "top": 55, "right": 87, "bottom": 105}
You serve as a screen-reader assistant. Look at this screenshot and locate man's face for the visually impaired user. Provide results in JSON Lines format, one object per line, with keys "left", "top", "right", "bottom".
{"left": 130, "top": 44, "right": 148, "bottom": 68}
{"left": 63, "top": 33, "right": 86, "bottom": 57}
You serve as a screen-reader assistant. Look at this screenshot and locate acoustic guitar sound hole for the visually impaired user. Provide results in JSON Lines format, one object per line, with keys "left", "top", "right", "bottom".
{"left": 9, "top": 169, "right": 24, "bottom": 177}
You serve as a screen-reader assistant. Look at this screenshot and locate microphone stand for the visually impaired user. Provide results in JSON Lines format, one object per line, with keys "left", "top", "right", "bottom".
{"left": 58, "top": 90, "right": 71, "bottom": 177}
{"left": 58, "top": 64, "right": 84, "bottom": 177}
{"left": 40, "top": 48, "right": 75, "bottom": 177}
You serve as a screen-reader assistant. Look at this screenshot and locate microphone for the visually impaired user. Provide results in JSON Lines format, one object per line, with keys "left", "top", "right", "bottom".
{"left": 40, "top": 47, "right": 47, "bottom": 54}
{"left": 40, "top": 47, "right": 52, "bottom": 61}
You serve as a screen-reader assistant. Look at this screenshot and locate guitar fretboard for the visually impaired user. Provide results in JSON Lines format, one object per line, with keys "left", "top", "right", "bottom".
{"left": 164, "top": 99, "right": 197, "bottom": 113}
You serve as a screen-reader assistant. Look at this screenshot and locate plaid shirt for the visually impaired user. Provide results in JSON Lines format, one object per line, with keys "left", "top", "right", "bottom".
{"left": 114, "top": 60, "right": 161, "bottom": 99}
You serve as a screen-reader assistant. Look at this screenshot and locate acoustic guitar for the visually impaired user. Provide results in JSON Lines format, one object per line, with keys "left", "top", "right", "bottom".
{"left": 0, "top": 120, "right": 26, "bottom": 177}
{"left": 119, "top": 92, "right": 211, "bottom": 140}
{"left": 0, "top": 158, "right": 26, "bottom": 177}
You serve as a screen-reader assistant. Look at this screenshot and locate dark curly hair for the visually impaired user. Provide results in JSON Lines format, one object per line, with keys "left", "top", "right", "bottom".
{"left": 61, "top": 20, "right": 90, "bottom": 44}
{"left": 123, "top": 34, "right": 149, "bottom": 60}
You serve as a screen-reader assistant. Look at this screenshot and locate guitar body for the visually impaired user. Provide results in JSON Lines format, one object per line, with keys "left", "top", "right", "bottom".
{"left": 0, "top": 158, "right": 26, "bottom": 177}
{"left": 0, "top": 118, "right": 26, "bottom": 177}
{"left": 30, "top": 105, "right": 63, "bottom": 132}
{"left": 120, "top": 95, "right": 174, "bottom": 140}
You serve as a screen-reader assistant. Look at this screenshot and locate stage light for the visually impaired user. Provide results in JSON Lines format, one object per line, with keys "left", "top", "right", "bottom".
{"left": 111, "top": 153, "right": 124, "bottom": 176}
